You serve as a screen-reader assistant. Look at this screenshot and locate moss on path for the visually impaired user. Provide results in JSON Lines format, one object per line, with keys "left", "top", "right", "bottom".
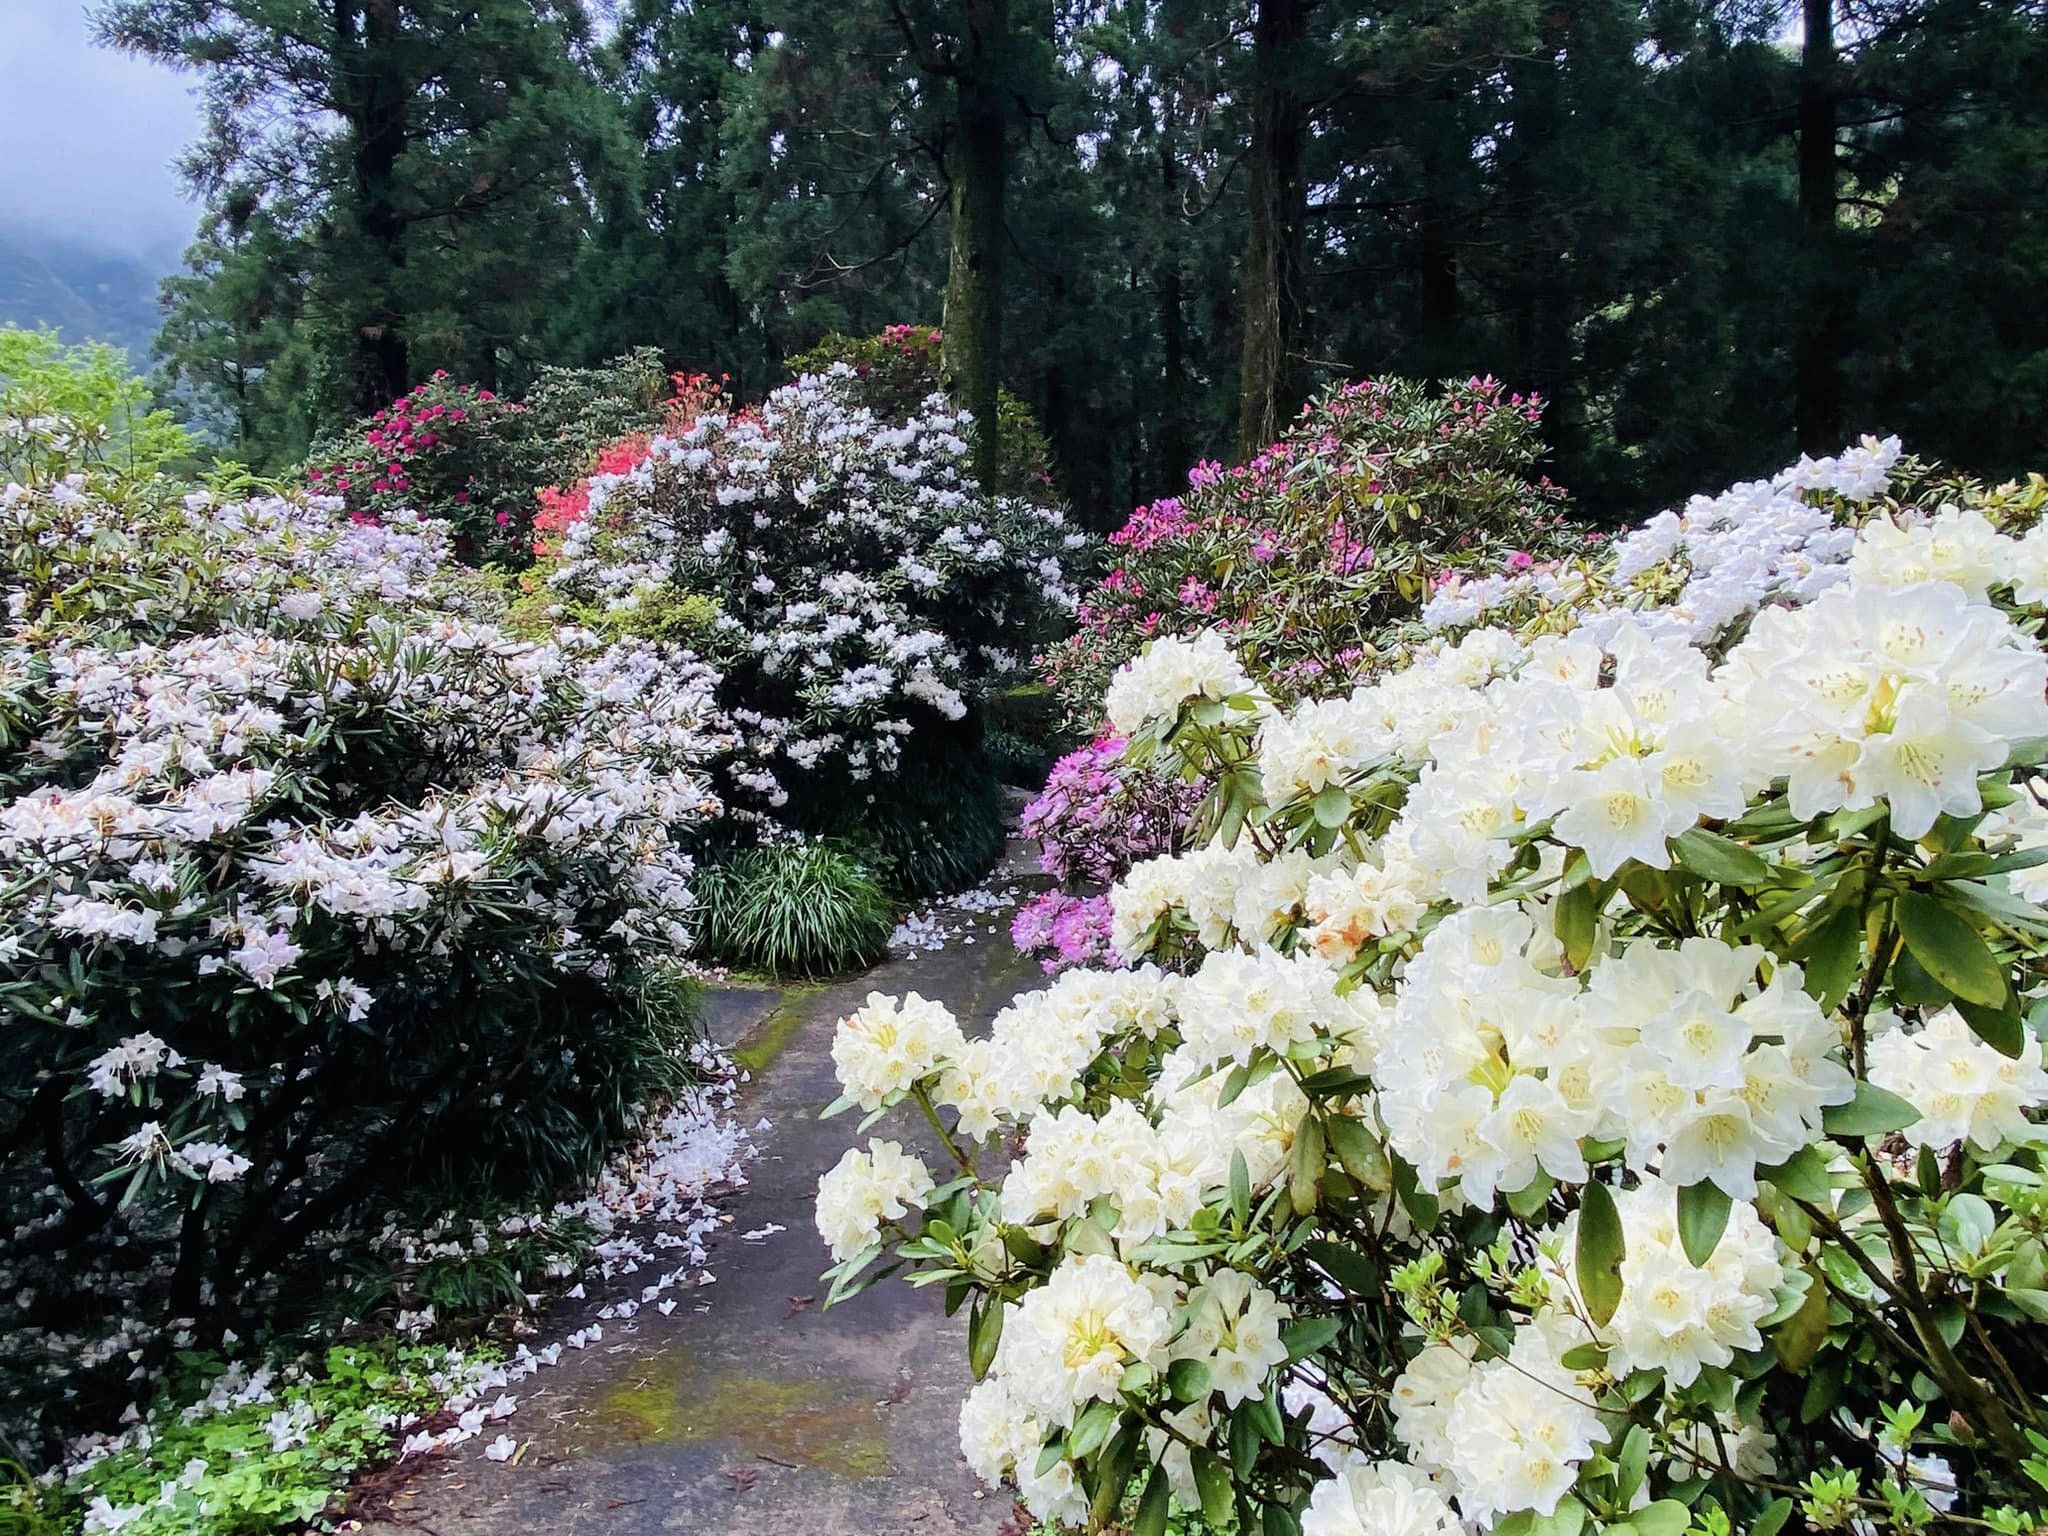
{"left": 355, "top": 847, "right": 1046, "bottom": 1536}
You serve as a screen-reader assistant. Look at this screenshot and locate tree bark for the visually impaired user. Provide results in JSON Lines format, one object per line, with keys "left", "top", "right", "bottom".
{"left": 1795, "top": 0, "right": 1842, "bottom": 453}
{"left": 941, "top": 0, "right": 1010, "bottom": 491}
{"left": 344, "top": 0, "right": 412, "bottom": 414}
{"left": 1236, "top": 0, "right": 1311, "bottom": 458}
{"left": 1158, "top": 135, "right": 1190, "bottom": 487}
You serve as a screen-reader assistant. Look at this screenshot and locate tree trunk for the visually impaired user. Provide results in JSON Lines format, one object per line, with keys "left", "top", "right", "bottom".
{"left": 1158, "top": 136, "right": 1189, "bottom": 488}
{"left": 345, "top": 0, "right": 411, "bottom": 415}
{"left": 1795, "top": 0, "right": 1841, "bottom": 453}
{"left": 941, "top": 0, "right": 1010, "bottom": 492}
{"left": 1236, "top": 0, "right": 1311, "bottom": 458}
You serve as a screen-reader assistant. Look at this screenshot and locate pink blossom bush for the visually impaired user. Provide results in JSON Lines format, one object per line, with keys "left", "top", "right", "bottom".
{"left": 1011, "top": 737, "right": 1202, "bottom": 973}
{"left": 1038, "top": 375, "right": 1584, "bottom": 725}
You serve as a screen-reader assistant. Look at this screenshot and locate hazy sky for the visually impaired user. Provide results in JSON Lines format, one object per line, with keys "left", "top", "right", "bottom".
{"left": 0, "top": 0, "right": 203, "bottom": 254}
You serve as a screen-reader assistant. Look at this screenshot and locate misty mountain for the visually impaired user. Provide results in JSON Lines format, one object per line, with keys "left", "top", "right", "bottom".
{"left": 0, "top": 227, "right": 180, "bottom": 364}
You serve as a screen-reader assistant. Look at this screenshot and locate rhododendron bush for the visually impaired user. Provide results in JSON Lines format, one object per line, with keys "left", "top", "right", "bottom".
{"left": 1039, "top": 376, "right": 1583, "bottom": 729}
{"left": 1012, "top": 737, "right": 1203, "bottom": 974}
{"left": 0, "top": 416, "right": 731, "bottom": 1445}
{"left": 541, "top": 364, "right": 1087, "bottom": 867}
{"left": 817, "top": 438, "right": 2048, "bottom": 1535}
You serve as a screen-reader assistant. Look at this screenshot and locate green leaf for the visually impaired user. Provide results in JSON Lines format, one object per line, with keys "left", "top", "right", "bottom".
{"left": 1302, "top": 1239, "right": 1378, "bottom": 1295}
{"left": 1797, "top": 902, "right": 1863, "bottom": 1012}
{"left": 1555, "top": 878, "right": 1597, "bottom": 972}
{"left": 1167, "top": 1357, "right": 1212, "bottom": 1403}
{"left": 1194, "top": 1450, "right": 1235, "bottom": 1526}
{"left": 1677, "top": 1180, "right": 1733, "bottom": 1266}
{"left": 1822, "top": 1082, "right": 1921, "bottom": 1139}
{"left": 1326, "top": 1115, "right": 1391, "bottom": 1191}
{"left": 1282, "top": 1315, "right": 1343, "bottom": 1362}
{"left": 1133, "top": 1465, "right": 1170, "bottom": 1536}
{"left": 1312, "top": 785, "right": 1351, "bottom": 829}
{"left": 1895, "top": 890, "right": 2009, "bottom": 1008}
{"left": 1771, "top": 1264, "right": 1831, "bottom": 1373}
{"left": 1632, "top": 1500, "right": 1692, "bottom": 1536}
{"left": 1067, "top": 1400, "right": 1119, "bottom": 1459}
{"left": 1229, "top": 1149, "right": 1251, "bottom": 1229}
{"left": 968, "top": 1297, "right": 1003, "bottom": 1379}
{"left": 1288, "top": 1113, "right": 1325, "bottom": 1215}
{"left": 1613, "top": 1424, "right": 1651, "bottom": 1506}
{"left": 1752, "top": 1498, "right": 1794, "bottom": 1536}
{"left": 1575, "top": 1180, "right": 1625, "bottom": 1327}
{"left": 1671, "top": 827, "right": 1771, "bottom": 886}
{"left": 1759, "top": 1145, "right": 1831, "bottom": 1205}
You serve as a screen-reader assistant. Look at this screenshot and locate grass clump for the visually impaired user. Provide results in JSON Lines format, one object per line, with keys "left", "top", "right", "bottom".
{"left": 695, "top": 842, "right": 894, "bottom": 977}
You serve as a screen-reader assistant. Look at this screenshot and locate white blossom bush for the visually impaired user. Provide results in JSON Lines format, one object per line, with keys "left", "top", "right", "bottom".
{"left": 541, "top": 364, "right": 1087, "bottom": 826}
{"left": 815, "top": 443, "right": 2048, "bottom": 1536}
{"left": 0, "top": 436, "right": 733, "bottom": 1446}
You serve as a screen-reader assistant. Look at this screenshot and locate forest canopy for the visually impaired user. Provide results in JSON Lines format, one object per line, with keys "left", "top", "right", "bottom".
{"left": 95, "top": 0, "right": 2048, "bottom": 526}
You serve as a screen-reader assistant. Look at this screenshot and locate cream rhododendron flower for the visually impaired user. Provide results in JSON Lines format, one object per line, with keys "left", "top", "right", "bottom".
{"left": 814, "top": 1139, "right": 935, "bottom": 1263}
{"left": 829, "top": 990, "right": 966, "bottom": 1110}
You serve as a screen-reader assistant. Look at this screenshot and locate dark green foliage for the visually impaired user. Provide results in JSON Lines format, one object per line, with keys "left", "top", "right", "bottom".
{"left": 694, "top": 843, "right": 896, "bottom": 976}
{"left": 836, "top": 736, "right": 1010, "bottom": 900}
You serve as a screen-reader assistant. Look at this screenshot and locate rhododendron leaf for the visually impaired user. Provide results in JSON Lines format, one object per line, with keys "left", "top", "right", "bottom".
{"left": 1954, "top": 995, "right": 2026, "bottom": 1058}
{"left": 1506, "top": 1174, "right": 1555, "bottom": 1219}
{"left": 1760, "top": 1145, "right": 1832, "bottom": 1205}
{"left": 967, "top": 1296, "right": 1001, "bottom": 1379}
{"left": 1326, "top": 1115, "right": 1391, "bottom": 1191}
{"left": 1898, "top": 895, "right": 2007, "bottom": 1008}
{"left": 1193, "top": 1449, "right": 1234, "bottom": 1525}
{"left": 1758, "top": 1266, "right": 1814, "bottom": 1328}
{"left": 1822, "top": 1083, "right": 1921, "bottom": 1138}
{"left": 1288, "top": 1114, "right": 1326, "bottom": 1214}
{"left": 1119, "top": 1361, "right": 1156, "bottom": 1396}
{"left": 1282, "top": 1316, "right": 1343, "bottom": 1363}
{"left": 1249, "top": 1390, "right": 1285, "bottom": 1445}
{"left": 1263, "top": 1500, "right": 1302, "bottom": 1536}
{"left": 1091, "top": 1425, "right": 1140, "bottom": 1523}
{"left": 1392, "top": 1156, "right": 1439, "bottom": 1229}
{"left": 1035, "top": 1437, "right": 1067, "bottom": 1478}
{"left": 1771, "top": 1265, "right": 1831, "bottom": 1373}
{"left": 1631, "top": 1499, "right": 1691, "bottom": 1536}
{"left": 1752, "top": 1498, "right": 1795, "bottom": 1536}
{"left": 1302, "top": 1239, "right": 1378, "bottom": 1295}
{"left": 1539, "top": 1495, "right": 1587, "bottom": 1536}
{"left": 1796, "top": 903, "right": 1863, "bottom": 1011}
{"left": 1670, "top": 827, "right": 1770, "bottom": 887}
{"left": 1576, "top": 1180, "right": 1626, "bottom": 1326}
{"left": 1559, "top": 1342, "right": 1608, "bottom": 1372}
{"left": 1677, "top": 1180, "right": 1733, "bottom": 1266}
{"left": 1067, "top": 1400, "right": 1118, "bottom": 1458}
{"left": 1133, "top": 1466, "right": 1170, "bottom": 1536}
{"left": 1167, "top": 1357, "right": 1212, "bottom": 1403}
{"left": 1312, "top": 786, "right": 1349, "bottom": 829}
{"left": 1555, "top": 879, "right": 1598, "bottom": 972}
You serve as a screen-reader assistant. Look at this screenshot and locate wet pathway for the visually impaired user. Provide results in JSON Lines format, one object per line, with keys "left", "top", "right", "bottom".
{"left": 359, "top": 846, "right": 1047, "bottom": 1536}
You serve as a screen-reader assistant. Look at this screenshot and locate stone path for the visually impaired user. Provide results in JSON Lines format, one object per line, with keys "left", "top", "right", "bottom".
{"left": 360, "top": 846, "right": 1047, "bottom": 1536}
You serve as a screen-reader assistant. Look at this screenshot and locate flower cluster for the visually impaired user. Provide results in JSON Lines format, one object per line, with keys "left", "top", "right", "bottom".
{"left": 0, "top": 464, "right": 732, "bottom": 1448}
{"left": 305, "top": 374, "right": 534, "bottom": 563}
{"left": 1039, "top": 375, "right": 1583, "bottom": 726}
{"left": 1011, "top": 736, "right": 1204, "bottom": 973}
{"left": 817, "top": 440, "right": 2048, "bottom": 1536}
{"left": 539, "top": 365, "right": 1087, "bottom": 796}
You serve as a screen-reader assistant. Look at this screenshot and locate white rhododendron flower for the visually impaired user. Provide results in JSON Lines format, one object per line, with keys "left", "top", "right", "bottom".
{"left": 814, "top": 1139, "right": 935, "bottom": 1263}
{"left": 1867, "top": 1007, "right": 2048, "bottom": 1153}
{"left": 1104, "top": 630, "right": 1260, "bottom": 734}
{"left": 817, "top": 439, "right": 2048, "bottom": 1535}
{"left": 1302, "top": 1455, "right": 1466, "bottom": 1536}
{"left": 830, "top": 991, "right": 966, "bottom": 1109}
